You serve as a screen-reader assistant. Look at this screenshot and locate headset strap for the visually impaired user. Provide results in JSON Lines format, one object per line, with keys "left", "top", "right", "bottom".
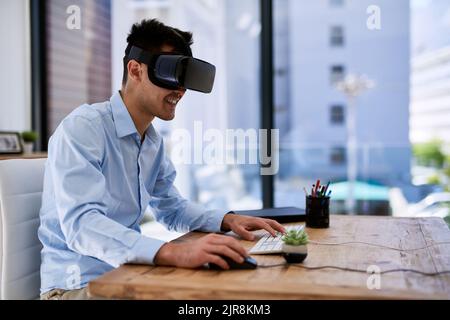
{"left": 127, "top": 46, "right": 152, "bottom": 65}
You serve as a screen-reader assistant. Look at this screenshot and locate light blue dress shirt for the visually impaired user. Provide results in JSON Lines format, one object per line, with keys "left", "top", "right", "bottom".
{"left": 38, "top": 92, "right": 227, "bottom": 294}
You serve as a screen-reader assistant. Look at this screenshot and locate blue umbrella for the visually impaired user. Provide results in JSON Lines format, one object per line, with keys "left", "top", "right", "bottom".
{"left": 330, "top": 181, "right": 390, "bottom": 201}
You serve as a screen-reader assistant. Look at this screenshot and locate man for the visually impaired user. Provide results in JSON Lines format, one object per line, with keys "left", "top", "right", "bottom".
{"left": 39, "top": 19, "right": 284, "bottom": 300}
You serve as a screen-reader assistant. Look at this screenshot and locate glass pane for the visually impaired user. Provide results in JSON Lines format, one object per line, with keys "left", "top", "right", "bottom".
{"left": 46, "top": 0, "right": 112, "bottom": 137}
{"left": 45, "top": 0, "right": 262, "bottom": 220}
{"left": 112, "top": 0, "right": 262, "bottom": 211}
{"left": 329, "top": 0, "right": 345, "bottom": 8}
{"left": 330, "top": 26, "right": 345, "bottom": 47}
{"left": 274, "top": 0, "right": 448, "bottom": 218}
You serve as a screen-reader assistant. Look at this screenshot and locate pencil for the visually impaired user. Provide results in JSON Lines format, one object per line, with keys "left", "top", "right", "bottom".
{"left": 303, "top": 187, "right": 308, "bottom": 197}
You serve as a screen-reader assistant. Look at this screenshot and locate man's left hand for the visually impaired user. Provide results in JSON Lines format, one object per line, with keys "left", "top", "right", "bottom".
{"left": 221, "top": 214, "right": 286, "bottom": 241}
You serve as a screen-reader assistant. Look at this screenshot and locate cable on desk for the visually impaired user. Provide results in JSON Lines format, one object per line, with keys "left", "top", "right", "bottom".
{"left": 308, "top": 240, "right": 450, "bottom": 252}
{"left": 258, "top": 263, "right": 450, "bottom": 276}
{"left": 253, "top": 236, "right": 450, "bottom": 276}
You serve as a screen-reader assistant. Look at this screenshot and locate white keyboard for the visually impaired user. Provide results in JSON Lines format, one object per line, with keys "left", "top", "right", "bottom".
{"left": 249, "top": 224, "right": 305, "bottom": 255}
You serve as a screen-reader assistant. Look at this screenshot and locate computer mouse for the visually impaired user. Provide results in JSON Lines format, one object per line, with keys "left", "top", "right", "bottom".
{"left": 208, "top": 256, "right": 258, "bottom": 270}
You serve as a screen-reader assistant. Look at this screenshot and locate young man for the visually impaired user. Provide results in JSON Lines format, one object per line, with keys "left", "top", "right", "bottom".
{"left": 38, "top": 19, "right": 284, "bottom": 300}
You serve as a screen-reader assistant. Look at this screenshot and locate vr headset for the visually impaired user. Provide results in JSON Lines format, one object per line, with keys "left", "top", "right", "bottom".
{"left": 126, "top": 46, "right": 216, "bottom": 94}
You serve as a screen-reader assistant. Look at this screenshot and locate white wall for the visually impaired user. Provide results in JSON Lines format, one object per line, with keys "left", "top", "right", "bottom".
{"left": 111, "top": 0, "right": 133, "bottom": 93}
{"left": 0, "top": 0, "right": 31, "bottom": 132}
{"left": 410, "top": 47, "right": 450, "bottom": 143}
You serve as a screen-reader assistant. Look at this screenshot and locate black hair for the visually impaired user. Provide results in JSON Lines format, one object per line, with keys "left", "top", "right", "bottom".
{"left": 122, "top": 19, "right": 194, "bottom": 85}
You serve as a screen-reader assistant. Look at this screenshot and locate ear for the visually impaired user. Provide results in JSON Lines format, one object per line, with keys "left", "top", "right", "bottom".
{"left": 127, "top": 60, "right": 144, "bottom": 83}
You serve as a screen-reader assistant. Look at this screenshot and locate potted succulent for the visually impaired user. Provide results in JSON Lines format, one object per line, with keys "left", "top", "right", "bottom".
{"left": 281, "top": 228, "right": 309, "bottom": 263}
{"left": 21, "top": 131, "right": 39, "bottom": 154}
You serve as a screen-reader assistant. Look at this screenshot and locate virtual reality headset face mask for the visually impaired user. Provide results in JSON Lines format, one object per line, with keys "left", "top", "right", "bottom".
{"left": 126, "top": 46, "right": 216, "bottom": 94}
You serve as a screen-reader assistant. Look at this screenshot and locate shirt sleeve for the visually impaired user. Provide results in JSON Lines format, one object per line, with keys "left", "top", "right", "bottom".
{"left": 150, "top": 141, "right": 228, "bottom": 233}
{"left": 49, "top": 115, "right": 166, "bottom": 268}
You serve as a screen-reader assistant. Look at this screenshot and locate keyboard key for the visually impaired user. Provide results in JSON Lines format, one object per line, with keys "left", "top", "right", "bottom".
{"left": 249, "top": 224, "right": 305, "bottom": 255}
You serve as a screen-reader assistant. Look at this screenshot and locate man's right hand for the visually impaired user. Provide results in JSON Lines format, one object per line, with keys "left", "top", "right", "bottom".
{"left": 154, "top": 233, "right": 248, "bottom": 270}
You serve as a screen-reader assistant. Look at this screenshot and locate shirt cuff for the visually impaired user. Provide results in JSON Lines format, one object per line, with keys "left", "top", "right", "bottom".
{"left": 202, "top": 209, "right": 229, "bottom": 233}
{"left": 129, "top": 235, "right": 167, "bottom": 265}
{"left": 183, "top": 202, "right": 229, "bottom": 233}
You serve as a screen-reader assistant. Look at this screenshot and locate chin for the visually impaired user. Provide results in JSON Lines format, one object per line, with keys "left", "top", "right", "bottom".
{"left": 159, "top": 114, "right": 175, "bottom": 121}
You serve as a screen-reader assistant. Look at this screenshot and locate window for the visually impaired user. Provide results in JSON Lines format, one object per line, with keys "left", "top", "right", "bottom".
{"left": 34, "top": 0, "right": 446, "bottom": 218}
{"left": 274, "top": 0, "right": 411, "bottom": 216}
{"left": 330, "top": 105, "right": 345, "bottom": 125}
{"left": 42, "top": 0, "right": 263, "bottom": 212}
{"left": 45, "top": 0, "right": 112, "bottom": 137}
{"left": 329, "top": 0, "right": 345, "bottom": 7}
{"left": 330, "top": 65, "right": 345, "bottom": 84}
{"left": 330, "top": 26, "right": 345, "bottom": 47}
{"left": 330, "top": 147, "right": 346, "bottom": 165}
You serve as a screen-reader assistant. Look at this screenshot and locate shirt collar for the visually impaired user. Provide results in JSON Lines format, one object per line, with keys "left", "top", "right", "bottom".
{"left": 110, "top": 91, "right": 139, "bottom": 138}
{"left": 145, "top": 122, "right": 161, "bottom": 143}
{"left": 110, "top": 91, "right": 161, "bottom": 143}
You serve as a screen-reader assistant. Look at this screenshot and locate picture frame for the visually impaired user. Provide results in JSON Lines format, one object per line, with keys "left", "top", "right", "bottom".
{"left": 0, "top": 132, "right": 23, "bottom": 155}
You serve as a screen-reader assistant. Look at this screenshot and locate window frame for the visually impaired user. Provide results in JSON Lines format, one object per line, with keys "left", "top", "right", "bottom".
{"left": 30, "top": 0, "right": 48, "bottom": 151}
{"left": 330, "top": 25, "right": 345, "bottom": 47}
{"left": 330, "top": 64, "right": 346, "bottom": 84}
{"left": 31, "top": 0, "right": 277, "bottom": 208}
{"left": 330, "top": 147, "right": 347, "bottom": 166}
{"left": 330, "top": 104, "right": 345, "bottom": 125}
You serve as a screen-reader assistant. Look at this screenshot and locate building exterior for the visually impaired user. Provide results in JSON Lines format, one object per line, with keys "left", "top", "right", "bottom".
{"left": 46, "top": 0, "right": 112, "bottom": 138}
{"left": 410, "top": 46, "right": 450, "bottom": 144}
{"left": 276, "top": 0, "right": 411, "bottom": 187}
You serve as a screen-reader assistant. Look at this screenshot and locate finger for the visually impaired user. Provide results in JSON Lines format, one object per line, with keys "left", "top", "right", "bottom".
{"left": 252, "top": 220, "right": 277, "bottom": 237}
{"left": 264, "top": 219, "right": 286, "bottom": 234}
{"left": 207, "top": 245, "right": 245, "bottom": 264}
{"left": 206, "top": 254, "right": 229, "bottom": 270}
{"left": 209, "top": 234, "right": 248, "bottom": 256}
{"left": 233, "top": 226, "right": 257, "bottom": 241}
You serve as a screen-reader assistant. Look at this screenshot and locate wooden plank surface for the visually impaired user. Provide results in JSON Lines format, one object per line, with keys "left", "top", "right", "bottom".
{"left": 0, "top": 152, "right": 47, "bottom": 160}
{"left": 88, "top": 215, "right": 450, "bottom": 300}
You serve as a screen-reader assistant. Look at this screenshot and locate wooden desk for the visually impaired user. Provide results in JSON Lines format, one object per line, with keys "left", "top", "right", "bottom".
{"left": 88, "top": 215, "right": 450, "bottom": 300}
{"left": 0, "top": 152, "right": 47, "bottom": 160}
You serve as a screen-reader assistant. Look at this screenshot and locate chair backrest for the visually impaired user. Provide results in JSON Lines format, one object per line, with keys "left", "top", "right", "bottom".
{"left": 0, "top": 159, "right": 46, "bottom": 300}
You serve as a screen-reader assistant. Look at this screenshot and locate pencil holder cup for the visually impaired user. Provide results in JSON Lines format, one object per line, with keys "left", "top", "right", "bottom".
{"left": 305, "top": 196, "right": 330, "bottom": 229}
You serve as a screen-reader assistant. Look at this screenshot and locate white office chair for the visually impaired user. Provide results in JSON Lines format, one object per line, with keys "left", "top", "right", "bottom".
{"left": 0, "top": 159, "right": 46, "bottom": 300}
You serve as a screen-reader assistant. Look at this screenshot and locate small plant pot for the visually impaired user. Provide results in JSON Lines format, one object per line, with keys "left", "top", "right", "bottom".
{"left": 282, "top": 244, "right": 308, "bottom": 263}
{"left": 22, "top": 142, "right": 34, "bottom": 154}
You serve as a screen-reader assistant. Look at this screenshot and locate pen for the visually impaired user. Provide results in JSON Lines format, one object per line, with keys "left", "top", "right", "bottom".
{"left": 319, "top": 186, "right": 325, "bottom": 197}
{"left": 314, "top": 180, "right": 320, "bottom": 196}
{"left": 323, "top": 181, "right": 331, "bottom": 196}
{"left": 321, "top": 190, "right": 332, "bottom": 205}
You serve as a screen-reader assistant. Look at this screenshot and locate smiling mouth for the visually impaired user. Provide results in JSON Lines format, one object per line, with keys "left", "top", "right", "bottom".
{"left": 165, "top": 95, "right": 181, "bottom": 106}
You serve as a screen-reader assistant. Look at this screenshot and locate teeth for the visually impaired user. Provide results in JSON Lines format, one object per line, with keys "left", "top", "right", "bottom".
{"left": 166, "top": 97, "right": 179, "bottom": 105}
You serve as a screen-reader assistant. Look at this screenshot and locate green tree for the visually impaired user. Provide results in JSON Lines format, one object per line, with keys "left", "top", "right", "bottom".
{"left": 444, "top": 155, "right": 450, "bottom": 192}
{"left": 444, "top": 215, "right": 450, "bottom": 229}
{"left": 413, "top": 140, "right": 445, "bottom": 168}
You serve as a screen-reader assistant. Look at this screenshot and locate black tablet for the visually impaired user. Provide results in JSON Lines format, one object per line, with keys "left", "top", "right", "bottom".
{"left": 232, "top": 207, "right": 305, "bottom": 223}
